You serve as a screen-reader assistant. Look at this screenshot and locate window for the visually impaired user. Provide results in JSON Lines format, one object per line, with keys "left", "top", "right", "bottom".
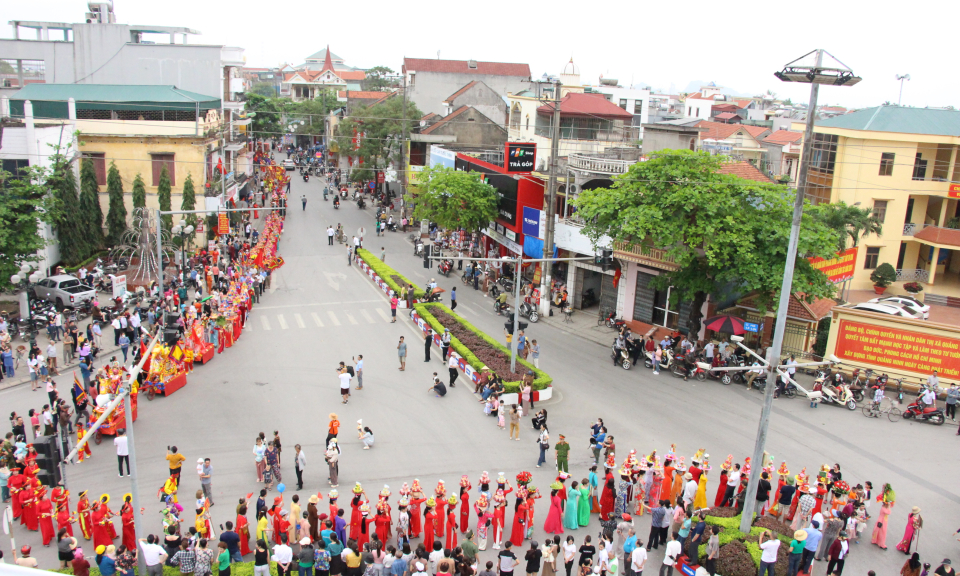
{"left": 809, "top": 133, "right": 839, "bottom": 173}
{"left": 634, "top": 100, "right": 643, "bottom": 115}
{"left": 872, "top": 200, "right": 888, "bottom": 223}
{"left": 806, "top": 183, "right": 832, "bottom": 205}
{"left": 864, "top": 247, "right": 881, "bottom": 270}
{"left": 1, "top": 158, "right": 29, "bottom": 179}
{"left": 525, "top": 115, "right": 529, "bottom": 130}
{"left": 619, "top": 99, "right": 628, "bottom": 110}
{"left": 879, "top": 152, "right": 895, "bottom": 176}
{"left": 912, "top": 153, "right": 928, "bottom": 181}
{"left": 151, "top": 153, "right": 176, "bottom": 186}
{"left": 83, "top": 153, "right": 107, "bottom": 185}
{"left": 509, "top": 104, "right": 521, "bottom": 129}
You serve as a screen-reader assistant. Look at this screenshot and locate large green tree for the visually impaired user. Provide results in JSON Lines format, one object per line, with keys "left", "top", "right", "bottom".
{"left": 132, "top": 173, "right": 146, "bottom": 209}
{"left": 49, "top": 157, "right": 88, "bottom": 264}
{"left": 813, "top": 201, "right": 883, "bottom": 254}
{"left": 0, "top": 165, "right": 59, "bottom": 289}
{"left": 412, "top": 166, "right": 499, "bottom": 232}
{"left": 335, "top": 96, "right": 421, "bottom": 170}
{"left": 158, "top": 165, "right": 172, "bottom": 229}
{"left": 364, "top": 66, "right": 396, "bottom": 91}
{"left": 105, "top": 161, "right": 127, "bottom": 246}
{"left": 572, "top": 149, "right": 839, "bottom": 335}
{"left": 79, "top": 158, "right": 104, "bottom": 250}
{"left": 179, "top": 173, "right": 198, "bottom": 248}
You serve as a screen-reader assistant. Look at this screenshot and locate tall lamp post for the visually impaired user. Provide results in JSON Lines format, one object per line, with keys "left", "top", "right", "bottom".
{"left": 171, "top": 220, "right": 195, "bottom": 278}
{"left": 895, "top": 74, "right": 910, "bottom": 106}
{"left": 738, "top": 49, "right": 860, "bottom": 534}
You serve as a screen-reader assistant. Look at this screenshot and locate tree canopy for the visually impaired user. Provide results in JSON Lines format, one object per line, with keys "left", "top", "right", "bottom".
{"left": 572, "top": 150, "right": 839, "bottom": 333}
{"left": 0, "top": 165, "right": 59, "bottom": 288}
{"left": 412, "top": 166, "right": 499, "bottom": 233}
{"left": 334, "top": 96, "right": 421, "bottom": 170}
{"left": 105, "top": 161, "right": 127, "bottom": 246}
{"left": 364, "top": 66, "right": 397, "bottom": 91}
{"left": 158, "top": 165, "right": 172, "bottom": 229}
{"left": 132, "top": 173, "right": 146, "bottom": 209}
{"left": 813, "top": 201, "right": 883, "bottom": 254}
{"left": 49, "top": 155, "right": 88, "bottom": 265}
{"left": 79, "top": 158, "right": 104, "bottom": 250}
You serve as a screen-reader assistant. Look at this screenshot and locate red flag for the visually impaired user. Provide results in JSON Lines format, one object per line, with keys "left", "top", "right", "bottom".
{"left": 216, "top": 158, "right": 224, "bottom": 175}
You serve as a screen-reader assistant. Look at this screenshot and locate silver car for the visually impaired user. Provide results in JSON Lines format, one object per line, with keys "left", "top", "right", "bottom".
{"left": 30, "top": 275, "right": 97, "bottom": 309}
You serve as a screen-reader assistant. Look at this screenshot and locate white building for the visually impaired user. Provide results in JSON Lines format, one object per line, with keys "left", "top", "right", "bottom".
{"left": 585, "top": 81, "right": 650, "bottom": 138}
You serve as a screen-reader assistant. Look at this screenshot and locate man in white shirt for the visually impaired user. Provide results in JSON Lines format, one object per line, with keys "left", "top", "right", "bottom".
{"left": 786, "top": 354, "right": 798, "bottom": 377}
{"left": 630, "top": 545, "right": 647, "bottom": 576}
{"left": 745, "top": 361, "right": 765, "bottom": 391}
{"left": 704, "top": 341, "right": 715, "bottom": 361}
{"left": 112, "top": 317, "right": 122, "bottom": 346}
{"left": 338, "top": 367, "right": 352, "bottom": 404}
{"left": 921, "top": 385, "right": 938, "bottom": 409}
{"left": 661, "top": 534, "right": 682, "bottom": 573}
{"left": 722, "top": 464, "right": 742, "bottom": 507}
{"left": 682, "top": 473, "right": 698, "bottom": 508}
{"left": 139, "top": 535, "right": 169, "bottom": 576}
{"left": 115, "top": 428, "right": 130, "bottom": 477}
{"left": 429, "top": 543, "right": 444, "bottom": 573}
{"left": 129, "top": 313, "right": 142, "bottom": 343}
{"left": 272, "top": 533, "right": 294, "bottom": 576}
{"left": 327, "top": 226, "right": 335, "bottom": 246}
{"left": 758, "top": 530, "right": 780, "bottom": 576}
{"left": 92, "top": 322, "right": 102, "bottom": 347}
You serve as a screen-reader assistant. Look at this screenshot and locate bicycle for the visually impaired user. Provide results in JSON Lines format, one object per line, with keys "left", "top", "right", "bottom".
{"left": 861, "top": 378, "right": 904, "bottom": 422}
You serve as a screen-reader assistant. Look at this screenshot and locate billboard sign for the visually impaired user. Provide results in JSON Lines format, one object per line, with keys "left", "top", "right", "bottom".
{"left": 808, "top": 247, "right": 858, "bottom": 284}
{"left": 505, "top": 142, "right": 536, "bottom": 173}
{"left": 834, "top": 319, "right": 960, "bottom": 378}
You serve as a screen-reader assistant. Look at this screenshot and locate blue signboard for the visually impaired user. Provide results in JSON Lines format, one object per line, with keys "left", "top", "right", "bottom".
{"left": 522, "top": 206, "right": 543, "bottom": 239}
{"left": 743, "top": 322, "right": 759, "bottom": 333}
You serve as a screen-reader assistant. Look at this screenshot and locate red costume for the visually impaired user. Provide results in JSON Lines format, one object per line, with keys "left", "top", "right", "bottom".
{"left": 509, "top": 500, "right": 528, "bottom": 547}
{"left": 121, "top": 502, "right": 136, "bottom": 551}
{"left": 409, "top": 497, "right": 425, "bottom": 537}
{"left": 492, "top": 504, "right": 506, "bottom": 544}
{"left": 57, "top": 506, "right": 74, "bottom": 537}
{"left": 599, "top": 472, "right": 615, "bottom": 521}
{"left": 51, "top": 487, "right": 69, "bottom": 514}
{"left": 445, "top": 510, "right": 457, "bottom": 549}
{"left": 38, "top": 498, "right": 55, "bottom": 545}
{"left": 77, "top": 496, "right": 92, "bottom": 539}
{"left": 103, "top": 503, "right": 118, "bottom": 540}
{"left": 8, "top": 472, "right": 24, "bottom": 519}
{"left": 543, "top": 493, "right": 564, "bottom": 534}
{"left": 19, "top": 486, "right": 38, "bottom": 530}
{"left": 92, "top": 505, "right": 112, "bottom": 549}
{"left": 714, "top": 470, "right": 728, "bottom": 507}
{"left": 689, "top": 465, "right": 702, "bottom": 484}
{"left": 435, "top": 500, "right": 446, "bottom": 537}
{"left": 375, "top": 510, "right": 390, "bottom": 544}
{"left": 648, "top": 474, "right": 663, "bottom": 508}
{"left": 424, "top": 508, "right": 436, "bottom": 550}
{"left": 459, "top": 492, "right": 471, "bottom": 533}
{"left": 349, "top": 497, "right": 363, "bottom": 542}
{"left": 237, "top": 513, "right": 252, "bottom": 556}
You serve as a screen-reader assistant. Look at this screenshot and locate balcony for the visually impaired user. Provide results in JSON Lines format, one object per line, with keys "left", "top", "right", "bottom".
{"left": 612, "top": 240, "right": 679, "bottom": 271}
{"left": 568, "top": 153, "right": 634, "bottom": 175}
{"left": 912, "top": 224, "right": 960, "bottom": 248}
{"left": 897, "top": 268, "right": 930, "bottom": 283}
{"left": 903, "top": 222, "right": 918, "bottom": 236}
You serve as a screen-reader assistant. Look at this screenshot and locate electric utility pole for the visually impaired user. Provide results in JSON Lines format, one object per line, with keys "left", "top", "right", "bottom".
{"left": 400, "top": 74, "right": 409, "bottom": 218}
{"left": 539, "top": 80, "right": 562, "bottom": 316}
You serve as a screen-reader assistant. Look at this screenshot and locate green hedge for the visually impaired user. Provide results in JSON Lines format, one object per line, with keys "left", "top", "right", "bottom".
{"left": 356, "top": 248, "right": 426, "bottom": 300}
{"left": 697, "top": 513, "right": 792, "bottom": 566}
{"left": 414, "top": 302, "right": 552, "bottom": 394}
{"left": 57, "top": 561, "right": 282, "bottom": 576}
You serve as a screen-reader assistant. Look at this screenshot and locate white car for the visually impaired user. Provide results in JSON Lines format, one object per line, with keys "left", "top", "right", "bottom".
{"left": 851, "top": 301, "right": 924, "bottom": 320}
{"left": 283, "top": 159, "right": 295, "bottom": 171}
{"left": 868, "top": 295, "right": 930, "bottom": 319}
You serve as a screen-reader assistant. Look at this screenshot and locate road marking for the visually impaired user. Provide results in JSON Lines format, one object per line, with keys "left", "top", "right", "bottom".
{"left": 344, "top": 311, "right": 359, "bottom": 325}
{"left": 456, "top": 303, "right": 474, "bottom": 315}
{"left": 327, "top": 311, "right": 341, "bottom": 326}
{"left": 254, "top": 299, "right": 382, "bottom": 310}
{"left": 260, "top": 316, "right": 271, "bottom": 330}
{"left": 277, "top": 314, "right": 289, "bottom": 329}
{"left": 376, "top": 308, "right": 391, "bottom": 322}
{"left": 311, "top": 312, "right": 324, "bottom": 327}
{"left": 360, "top": 310, "right": 376, "bottom": 324}
{"left": 294, "top": 313, "right": 306, "bottom": 328}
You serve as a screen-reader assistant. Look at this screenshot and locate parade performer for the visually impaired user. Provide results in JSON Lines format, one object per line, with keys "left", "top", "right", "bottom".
{"left": 526, "top": 486, "right": 541, "bottom": 539}
{"left": 328, "top": 490, "right": 340, "bottom": 530}
{"left": 378, "top": 486, "right": 393, "bottom": 541}
{"left": 896, "top": 506, "right": 922, "bottom": 554}
{"left": 563, "top": 480, "right": 580, "bottom": 531}
{"left": 474, "top": 495, "right": 492, "bottom": 551}
{"left": 101, "top": 495, "right": 118, "bottom": 540}
{"left": 56, "top": 501, "right": 75, "bottom": 537}
{"left": 8, "top": 467, "right": 24, "bottom": 520}
{"left": 91, "top": 500, "right": 111, "bottom": 549}
{"left": 51, "top": 484, "right": 69, "bottom": 514}
{"left": 120, "top": 494, "right": 135, "bottom": 551}
{"left": 75, "top": 424, "right": 93, "bottom": 462}
{"left": 663, "top": 448, "right": 676, "bottom": 501}
{"left": 600, "top": 455, "right": 616, "bottom": 521}
{"left": 578, "top": 479, "right": 591, "bottom": 527}
{"left": 162, "top": 474, "right": 179, "bottom": 503}
{"left": 509, "top": 495, "right": 528, "bottom": 547}
{"left": 375, "top": 502, "right": 391, "bottom": 544}
{"left": 715, "top": 456, "right": 732, "bottom": 507}
{"left": 396, "top": 497, "right": 411, "bottom": 547}
{"left": 349, "top": 484, "right": 364, "bottom": 541}
{"left": 434, "top": 480, "right": 447, "bottom": 538}
{"left": 787, "top": 468, "right": 807, "bottom": 522}
{"left": 459, "top": 475, "right": 472, "bottom": 533}
{"left": 38, "top": 496, "right": 55, "bottom": 546}
{"left": 237, "top": 500, "right": 253, "bottom": 556}
{"left": 423, "top": 498, "right": 437, "bottom": 550}
{"left": 633, "top": 468, "right": 647, "bottom": 516}
{"left": 445, "top": 495, "right": 458, "bottom": 549}
{"left": 544, "top": 483, "right": 565, "bottom": 534}
{"left": 19, "top": 480, "right": 39, "bottom": 531}
{"left": 496, "top": 472, "right": 514, "bottom": 499}
{"left": 648, "top": 460, "right": 663, "bottom": 510}
{"left": 669, "top": 457, "right": 686, "bottom": 504}
{"left": 77, "top": 491, "right": 92, "bottom": 540}
{"left": 357, "top": 503, "right": 374, "bottom": 550}
{"left": 693, "top": 463, "right": 709, "bottom": 510}
{"left": 615, "top": 468, "right": 631, "bottom": 517}
{"left": 492, "top": 490, "right": 507, "bottom": 550}
{"left": 408, "top": 481, "right": 425, "bottom": 538}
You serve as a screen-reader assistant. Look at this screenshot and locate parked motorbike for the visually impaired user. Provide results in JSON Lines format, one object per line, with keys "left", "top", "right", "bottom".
{"left": 518, "top": 300, "right": 540, "bottom": 323}
{"left": 848, "top": 368, "right": 871, "bottom": 402}
{"left": 902, "top": 383, "right": 946, "bottom": 424}
{"left": 612, "top": 340, "right": 632, "bottom": 370}
{"left": 643, "top": 348, "right": 674, "bottom": 371}
{"left": 705, "top": 357, "right": 734, "bottom": 385}
{"left": 581, "top": 288, "right": 598, "bottom": 308}
{"left": 461, "top": 266, "right": 483, "bottom": 285}
{"left": 671, "top": 353, "right": 707, "bottom": 381}
{"left": 489, "top": 277, "right": 515, "bottom": 299}
{"left": 600, "top": 311, "right": 627, "bottom": 331}
{"left": 812, "top": 377, "right": 857, "bottom": 410}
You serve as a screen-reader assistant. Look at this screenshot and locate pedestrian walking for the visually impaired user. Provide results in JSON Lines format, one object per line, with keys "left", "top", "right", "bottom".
{"left": 119, "top": 333, "right": 130, "bottom": 363}
{"left": 448, "top": 354, "right": 459, "bottom": 388}
{"left": 530, "top": 340, "right": 540, "bottom": 369}
{"left": 353, "top": 355, "right": 363, "bottom": 390}
{"left": 338, "top": 366, "right": 352, "bottom": 404}
{"left": 509, "top": 405, "right": 520, "bottom": 441}
{"left": 46, "top": 342, "right": 58, "bottom": 376}
{"left": 424, "top": 329, "right": 432, "bottom": 362}
{"left": 397, "top": 337, "right": 407, "bottom": 370}
{"left": 380, "top": 247, "right": 386, "bottom": 262}
{"left": 555, "top": 435, "right": 569, "bottom": 473}
{"left": 115, "top": 428, "right": 130, "bottom": 477}
{"left": 450, "top": 287, "right": 457, "bottom": 311}
{"left": 301, "top": 195, "right": 307, "bottom": 211}
{"left": 537, "top": 431, "right": 550, "bottom": 468}
{"left": 200, "top": 457, "right": 214, "bottom": 505}
{"left": 347, "top": 245, "right": 353, "bottom": 266}
{"left": 294, "top": 445, "right": 306, "bottom": 491}
{"left": 325, "top": 441, "right": 339, "bottom": 488}
{"left": 166, "top": 446, "right": 186, "bottom": 482}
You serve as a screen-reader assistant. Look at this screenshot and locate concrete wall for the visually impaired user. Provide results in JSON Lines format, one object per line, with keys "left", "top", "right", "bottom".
{"left": 685, "top": 97, "right": 713, "bottom": 119}
{"left": 591, "top": 86, "right": 650, "bottom": 134}
{"left": 642, "top": 129, "right": 698, "bottom": 154}
{"left": 410, "top": 71, "right": 529, "bottom": 116}
{"left": 447, "top": 82, "right": 508, "bottom": 127}
{"left": 426, "top": 108, "right": 507, "bottom": 147}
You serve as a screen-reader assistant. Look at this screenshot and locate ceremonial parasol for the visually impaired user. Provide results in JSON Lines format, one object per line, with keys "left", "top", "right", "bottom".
{"left": 703, "top": 315, "right": 747, "bottom": 335}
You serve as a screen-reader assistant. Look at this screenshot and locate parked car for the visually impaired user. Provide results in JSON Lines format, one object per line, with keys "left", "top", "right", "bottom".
{"left": 283, "top": 159, "right": 296, "bottom": 171}
{"left": 29, "top": 275, "right": 98, "bottom": 309}
{"left": 868, "top": 295, "right": 930, "bottom": 319}
{"left": 851, "top": 301, "right": 924, "bottom": 320}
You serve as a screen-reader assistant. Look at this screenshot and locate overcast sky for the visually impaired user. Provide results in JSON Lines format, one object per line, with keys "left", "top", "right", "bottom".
{"left": 3, "top": 0, "right": 955, "bottom": 110}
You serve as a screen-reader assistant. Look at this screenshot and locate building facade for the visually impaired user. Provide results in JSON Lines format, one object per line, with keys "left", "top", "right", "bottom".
{"left": 403, "top": 58, "right": 531, "bottom": 116}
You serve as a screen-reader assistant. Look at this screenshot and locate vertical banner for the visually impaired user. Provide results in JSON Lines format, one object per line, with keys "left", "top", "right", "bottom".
{"left": 217, "top": 213, "right": 230, "bottom": 235}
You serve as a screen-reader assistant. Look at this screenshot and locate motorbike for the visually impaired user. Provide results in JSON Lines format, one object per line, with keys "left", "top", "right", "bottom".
{"left": 671, "top": 353, "right": 708, "bottom": 381}
{"left": 848, "top": 368, "right": 871, "bottom": 402}
{"left": 302, "top": 173, "right": 309, "bottom": 182}
{"left": 386, "top": 221, "right": 397, "bottom": 232}
{"left": 323, "top": 187, "right": 329, "bottom": 201}
{"left": 461, "top": 266, "right": 483, "bottom": 285}
{"left": 643, "top": 348, "right": 674, "bottom": 371}
{"left": 811, "top": 377, "right": 857, "bottom": 410}
{"left": 902, "top": 383, "right": 946, "bottom": 424}
{"left": 705, "top": 357, "right": 733, "bottom": 385}
{"left": 357, "top": 197, "right": 366, "bottom": 209}
{"left": 438, "top": 259, "right": 453, "bottom": 277}
{"left": 494, "top": 299, "right": 511, "bottom": 316}
{"left": 489, "top": 277, "right": 515, "bottom": 299}
{"left": 333, "top": 198, "right": 340, "bottom": 210}
{"left": 340, "top": 189, "right": 348, "bottom": 199}
{"left": 612, "top": 340, "right": 632, "bottom": 370}
{"left": 599, "top": 311, "right": 626, "bottom": 331}
{"left": 413, "top": 239, "right": 424, "bottom": 256}
{"left": 581, "top": 288, "right": 598, "bottom": 308}
{"left": 518, "top": 300, "right": 539, "bottom": 323}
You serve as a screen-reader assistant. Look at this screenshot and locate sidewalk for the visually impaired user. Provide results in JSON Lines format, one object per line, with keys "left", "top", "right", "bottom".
{"left": 537, "top": 308, "right": 621, "bottom": 348}
{"left": 0, "top": 339, "right": 127, "bottom": 391}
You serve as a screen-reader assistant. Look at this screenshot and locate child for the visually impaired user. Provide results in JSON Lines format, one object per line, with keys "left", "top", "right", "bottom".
{"left": 497, "top": 403, "right": 505, "bottom": 430}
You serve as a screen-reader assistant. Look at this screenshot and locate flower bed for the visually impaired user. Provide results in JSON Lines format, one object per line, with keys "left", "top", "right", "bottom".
{"left": 414, "top": 302, "right": 552, "bottom": 394}
{"left": 696, "top": 511, "right": 794, "bottom": 573}
{"left": 356, "top": 248, "right": 426, "bottom": 300}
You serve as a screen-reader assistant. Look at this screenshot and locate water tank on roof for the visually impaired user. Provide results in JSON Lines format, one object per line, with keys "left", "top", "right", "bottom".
{"left": 599, "top": 78, "right": 618, "bottom": 86}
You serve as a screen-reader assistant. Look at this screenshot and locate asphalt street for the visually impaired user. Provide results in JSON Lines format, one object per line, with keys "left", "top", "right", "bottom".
{"left": 3, "top": 172, "right": 958, "bottom": 574}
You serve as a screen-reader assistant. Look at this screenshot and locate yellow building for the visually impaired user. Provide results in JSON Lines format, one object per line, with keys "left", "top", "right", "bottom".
{"left": 795, "top": 106, "right": 960, "bottom": 305}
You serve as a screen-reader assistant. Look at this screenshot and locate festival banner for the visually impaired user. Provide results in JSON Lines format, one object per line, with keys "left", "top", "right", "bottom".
{"left": 833, "top": 319, "right": 960, "bottom": 378}
{"left": 218, "top": 213, "right": 230, "bottom": 235}
{"left": 808, "top": 247, "right": 858, "bottom": 284}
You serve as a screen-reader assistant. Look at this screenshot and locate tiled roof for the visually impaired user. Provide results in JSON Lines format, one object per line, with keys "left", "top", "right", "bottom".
{"left": 421, "top": 106, "right": 471, "bottom": 135}
{"left": 715, "top": 112, "right": 740, "bottom": 120}
{"left": 687, "top": 92, "right": 722, "bottom": 101}
{"left": 284, "top": 69, "right": 364, "bottom": 83}
{"left": 913, "top": 226, "right": 960, "bottom": 248}
{"left": 337, "top": 91, "right": 390, "bottom": 100}
{"left": 717, "top": 161, "right": 773, "bottom": 183}
{"left": 712, "top": 103, "right": 739, "bottom": 112}
{"left": 763, "top": 130, "right": 803, "bottom": 145}
{"left": 403, "top": 58, "right": 531, "bottom": 77}
{"left": 421, "top": 112, "right": 442, "bottom": 121}
{"left": 737, "top": 293, "right": 836, "bottom": 322}
{"left": 444, "top": 81, "right": 479, "bottom": 104}
{"left": 695, "top": 120, "right": 741, "bottom": 140}
{"left": 339, "top": 71, "right": 366, "bottom": 80}
{"left": 816, "top": 104, "right": 960, "bottom": 137}
{"left": 741, "top": 125, "right": 769, "bottom": 139}
{"left": 537, "top": 92, "right": 633, "bottom": 119}
{"left": 734, "top": 99, "right": 753, "bottom": 108}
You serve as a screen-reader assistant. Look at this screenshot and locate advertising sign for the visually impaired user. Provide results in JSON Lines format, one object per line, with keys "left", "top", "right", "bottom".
{"left": 808, "top": 247, "right": 858, "bottom": 284}
{"left": 505, "top": 142, "right": 536, "bottom": 173}
{"left": 522, "top": 206, "right": 544, "bottom": 239}
{"left": 743, "top": 322, "right": 759, "bottom": 333}
{"left": 112, "top": 274, "right": 127, "bottom": 299}
{"left": 834, "top": 319, "right": 960, "bottom": 378}
{"left": 218, "top": 213, "right": 230, "bottom": 235}
{"left": 377, "top": 171, "right": 385, "bottom": 183}
{"left": 430, "top": 145, "right": 457, "bottom": 169}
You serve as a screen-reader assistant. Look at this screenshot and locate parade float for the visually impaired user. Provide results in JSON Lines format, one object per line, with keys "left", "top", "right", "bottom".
{"left": 90, "top": 360, "right": 138, "bottom": 443}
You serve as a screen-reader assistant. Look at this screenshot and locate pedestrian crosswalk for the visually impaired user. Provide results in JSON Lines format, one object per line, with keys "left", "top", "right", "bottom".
{"left": 248, "top": 308, "right": 394, "bottom": 331}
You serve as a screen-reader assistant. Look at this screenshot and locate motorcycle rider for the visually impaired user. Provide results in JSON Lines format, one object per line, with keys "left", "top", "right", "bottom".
{"left": 745, "top": 360, "right": 765, "bottom": 391}
{"left": 333, "top": 195, "right": 340, "bottom": 208}
{"left": 920, "top": 384, "right": 938, "bottom": 412}
{"left": 495, "top": 291, "right": 508, "bottom": 314}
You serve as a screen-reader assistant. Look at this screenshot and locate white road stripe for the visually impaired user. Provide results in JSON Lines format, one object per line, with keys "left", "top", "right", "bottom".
{"left": 360, "top": 310, "right": 376, "bottom": 324}
{"left": 376, "top": 308, "right": 391, "bottom": 322}
{"left": 344, "top": 312, "right": 359, "bottom": 325}
{"left": 456, "top": 304, "right": 474, "bottom": 315}
{"left": 260, "top": 316, "right": 271, "bottom": 330}
{"left": 311, "top": 312, "right": 324, "bottom": 327}
{"left": 294, "top": 313, "right": 306, "bottom": 328}
{"left": 277, "top": 314, "right": 289, "bottom": 329}
{"left": 327, "top": 311, "right": 341, "bottom": 326}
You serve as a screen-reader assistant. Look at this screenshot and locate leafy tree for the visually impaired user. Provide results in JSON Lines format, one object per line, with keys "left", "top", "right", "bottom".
{"left": 335, "top": 96, "right": 421, "bottom": 170}
{"left": 813, "top": 201, "right": 883, "bottom": 254}
{"left": 79, "top": 158, "right": 104, "bottom": 250}
{"left": 48, "top": 156, "right": 89, "bottom": 265}
{"left": 572, "top": 149, "right": 838, "bottom": 335}
{"left": 179, "top": 173, "right": 198, "bottom": 248}
{"left": 105, "top": 161, "right": 127, "bottom": 246}
{"left": 364, "top": 66, "right": 396, "bottom": 91}
{"left": 0, "top": 165, "right": 58, "bottom": 289}
{"left": 248, "top": 82, "right": 278, "bottom": 97}
{"left": 132, "top": 173, "right": 146, "bottom": 209}
{"left": 412, "top": 166, "right": 499, "bottom": 233}
{"left": 158, "top": 165, "right": 172, "bottom": 229}
{"left": 243, "top": 93, "right": 284, "bottom": 139}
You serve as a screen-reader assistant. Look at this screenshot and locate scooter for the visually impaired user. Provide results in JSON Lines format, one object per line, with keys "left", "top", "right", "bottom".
{"left": 811, "top": 377, "right": 857, "bottom": 410}
{"left": 302, "top": 173, "right": 309, "bottom": 183}
{"left": 518, "top": 300, "right": 539, "bottom": 323}
{"left": 643, "top": 348, "right": 674, "bottom": 371}
{"left": 611, "top": 340, "right": 632, "bottom": 370}
{"left": 438, "top": 259, "right": 453, "bottom": 277}
{"left": 705, "top": 357, "right": 733, "bottom": 385}
{"left": 323, "top": 187, "right": 329, "bottom": 201}
{"left": 357, "top": 197, "right": 366, "bottom": 209}
{"left": 902, "top": 384, "right": 946, "bottom": 424}
{"left": 489, "top": 277, "right": 515, "bottom": 299}
{"left": 494, "top": 300, "right": 511, "bottom": 316}
{"left": 385, "top": 221, "right": 397, "bottom": 232}
{"left": 848, "top": 368, "right": 870, "bottom": 402}
{"left": 333, "top": 198, "right": 340, "bottom": 210}
{"left": 671, "top": 353, "right": 707, "bottom": 381}
{"left": 461, "top": 266, "right": 483, "bottom": 285}
{"left": 413, "top": 239, "right": 424, "bottom": 256}
{"left": 581, "top": 288, "right": 598, "bottom": 308}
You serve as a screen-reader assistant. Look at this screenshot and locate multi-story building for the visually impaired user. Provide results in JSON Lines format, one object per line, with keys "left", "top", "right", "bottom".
{"left": 281, "top": 47, "right": 365, "bottom": 101}
{"left": 760, "top": 129, "right": 803, "bottom": 185}
{"left": 403, "top": 57, "right": 531, "bottom": 116}
{"left": 794, "top": 105, "right": 960, "bottom": 305}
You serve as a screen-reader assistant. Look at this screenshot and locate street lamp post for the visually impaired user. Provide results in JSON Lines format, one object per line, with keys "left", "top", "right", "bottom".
{"left": 737, "top": 49, "right": 861, "bottom": 534}
{"left": 171, "top": 220, "right": 195, "bottom": 278}
{"left": 895, "top": 74, "right": 911, "bottom": 106}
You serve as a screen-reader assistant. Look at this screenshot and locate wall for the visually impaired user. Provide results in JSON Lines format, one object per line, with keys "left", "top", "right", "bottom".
{"left": 684, "top": 97, "right": 713, "bottom": 119}
{"left": 425, "top": 108, "right": 507, "bottom": 147}
{"left": 448, "top": 82, "right": 508, "bottom": 127}
{"left": 639, "top": 128, "right": 698, "bottom": 155}
{"left": 590, "top": 86, "right": 650, "bottom": 134}
{"left": 411, "top": 71, "right": 530, "bottom": 116}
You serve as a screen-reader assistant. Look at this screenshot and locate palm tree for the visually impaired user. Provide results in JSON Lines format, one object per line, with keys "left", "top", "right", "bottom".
{"left": 816, "top": 202, "right": 883, "bottom": 253}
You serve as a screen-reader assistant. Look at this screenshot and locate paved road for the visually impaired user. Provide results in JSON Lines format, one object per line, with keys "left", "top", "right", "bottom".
{"left": 4, "top": 173, "right": 957, "bottom": 574}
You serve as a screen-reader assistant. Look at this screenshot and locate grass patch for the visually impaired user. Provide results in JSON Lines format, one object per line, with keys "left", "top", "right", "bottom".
{"left": 356, "top": 248, "right": 426, "bottom": 300}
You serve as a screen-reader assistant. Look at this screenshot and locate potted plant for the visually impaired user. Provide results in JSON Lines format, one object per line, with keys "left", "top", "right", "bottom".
{"left": 903, "top": 281, "right": 924, "bottom": 295}
{"left": 870, "top": 263, "right": 897, "bottom": 295}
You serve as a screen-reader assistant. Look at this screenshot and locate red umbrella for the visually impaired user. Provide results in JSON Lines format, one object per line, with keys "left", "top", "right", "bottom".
{"left": 703, "top": 315, "right": 747, "bottom": 335}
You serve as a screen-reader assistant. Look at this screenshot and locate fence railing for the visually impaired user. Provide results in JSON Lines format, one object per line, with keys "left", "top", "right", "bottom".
{"left": 896, "top": 268, "right": 930, "bottom": 282}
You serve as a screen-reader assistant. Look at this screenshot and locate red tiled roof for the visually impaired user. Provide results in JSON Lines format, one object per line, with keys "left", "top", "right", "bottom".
{"left": 421, "top": 106, "right": 471, "bottom": 135}
{"left": 734, "top": 99, "right": 753, "bottom": 108}
{"left": 764, "top": 130, "right": 803, "bottom": 145}
{"left": 338, "top": 91, "right": 390, "bottom": 100}
{"left": 537, "top": 92, "right": 633, "bottom": 119}
{"left": 285, "top": 69, "right": 365, "bottom": 83}
{"left": 403, "top": 58, "right": 531, "bottom": 77}
{"left": 370, "top": 91, "right": 397, "bottom": 105}
{"left": 687, "top": 92, "right": 722, "bottom": 101}
{"left": 421, "top": 112, "right": 442, "bottom": 121}
{"left": 339, "top": 70, "right": 366, "bottom": 80}
{"left": 715, "top": 112, "right": 740, "bottom": 120}
{"left": 717, "top": 161, "right": 773, "bottom": 183}
{"left": 737, "top": 293, "right": 836, "bottom": 322}
{"left": 712, "top": 103, "right": 739, "bottom": 112}
{"left": 443, "top": 81, "right": 479, "bottom": 104}
{"left": 742, "top": 125, "right": 769, "bottom": 139}
{"left": 821, "top": 106, "right": 847, "bottom": 112}
{"left": 913, "top": 226, "right": 960, "bottom": 248}
{"left": 695, "top": 120, "right": 740, "bottom": 140}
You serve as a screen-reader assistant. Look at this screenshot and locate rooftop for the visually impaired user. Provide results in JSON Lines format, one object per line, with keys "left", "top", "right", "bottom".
{"left": 717, "top": 161, "right": 773, "bottom": 183}
{"left": 443, "top": 81, "right": 480, "bottom": 104}
{"left": 403, "top": 58, "right": 531, "bottom": 78}
{"left": 337, "top": 91, "right": 391, "bottom": 100}
{"left": 695, "top": 120, "right": 768, "bottom": 141}
{"left": 537, "top": 92, "right": 633, "bottom": 119}
{"left": 304, "top": 48, "right": 344, "bottom": 62}
{"left": 8, "top": 84, "right": 220, "bottom": 115}
{"left": 764, "top": 130, "right": 804, "bottom": 145}
{"left": 421, "top": 106, "right": 471, "bottom": 135}
{"left": 714, "top": 112, "right": 741, "bottom": 121}
{"left": 815, "top": 105, "right": 960, "bottom": 137}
